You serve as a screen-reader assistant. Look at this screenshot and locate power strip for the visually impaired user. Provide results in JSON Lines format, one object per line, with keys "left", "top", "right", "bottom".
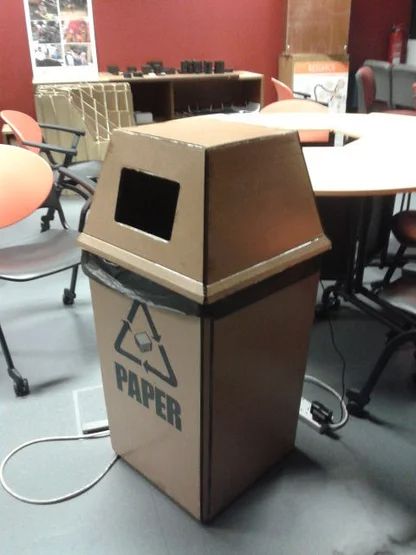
{"left": 299, "top": 397, "right": 324, "bottom": 433}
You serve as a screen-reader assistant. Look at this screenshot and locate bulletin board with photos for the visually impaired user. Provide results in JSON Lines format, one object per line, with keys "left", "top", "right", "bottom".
{"left": 24, "top": 0, "right": 98, "bottom": 83}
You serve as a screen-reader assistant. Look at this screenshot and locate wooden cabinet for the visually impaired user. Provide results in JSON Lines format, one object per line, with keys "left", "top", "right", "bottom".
{"left": 105, "top": 71, "right": 264, "bottom": 121}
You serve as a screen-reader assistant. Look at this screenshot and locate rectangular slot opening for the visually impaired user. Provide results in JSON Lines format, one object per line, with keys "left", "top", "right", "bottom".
{"left": 115, "top": 168, "right": 180, "bottom": 241}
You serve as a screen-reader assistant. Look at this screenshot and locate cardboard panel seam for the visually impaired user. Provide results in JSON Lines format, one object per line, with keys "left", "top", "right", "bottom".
{"left": 79, "top": 233, "right": 330, "bottom": 303}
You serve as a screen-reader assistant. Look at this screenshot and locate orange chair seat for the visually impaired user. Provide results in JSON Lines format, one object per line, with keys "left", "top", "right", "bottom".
{"left": 261, "top": 99, "right": 331, "bottom": 144}
{"left": 298, "top": 130, "right": 331, "bottom": 144}
{"left": 0, "top": 145, "right": 53, "bottom": 228}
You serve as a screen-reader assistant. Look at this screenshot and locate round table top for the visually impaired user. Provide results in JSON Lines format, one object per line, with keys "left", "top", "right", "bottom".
{"left": 0, "top": 145, "right": 53, "bottom": 228}
{"left": 303, "top": 139, "right": 416, "bottom": 196}
{"left": 213, "top": 111, "right": 416, "bottom": 196}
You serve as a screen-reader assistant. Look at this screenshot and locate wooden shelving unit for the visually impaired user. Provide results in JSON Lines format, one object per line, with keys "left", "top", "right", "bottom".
{"left": 98, "top": 71, "right": 264, "bottom": 120}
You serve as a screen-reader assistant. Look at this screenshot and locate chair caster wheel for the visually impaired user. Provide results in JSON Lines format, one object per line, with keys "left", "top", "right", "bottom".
{"left": 40, "top": 217, "right": 51, "bottom": 232}
{"left": 347, "top": 400, "right": 366, "bottom": 417}
{"left": 346, "top": 388, "right": 369, "bottom": 418}
{"left": 14, "top": 379, "right": 30, "bottom": 397}
{"left": 330, "top": 297, "right": 341, "bottom": 310}
{"left": 63, "top": 289, "right": 76, "bottom": 306}
{"left": 316, "top": 294, "right": 340, "bottom": 318}
{"left": 370, "top": 280, "right": 383, "bottom": 292}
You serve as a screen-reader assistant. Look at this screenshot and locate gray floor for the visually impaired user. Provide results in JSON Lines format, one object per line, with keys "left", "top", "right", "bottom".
{"left": 1, "top": 199, "right": 416, "bottom": 555}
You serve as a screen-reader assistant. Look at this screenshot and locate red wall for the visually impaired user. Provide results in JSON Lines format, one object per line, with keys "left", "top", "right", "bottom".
{"left": 348, "top": 0, "right": 412, "bottom": 72}
{"left": 0, "top": 0, "right": 35, "bottom": 116}
{"left": 0, "top": 0, "right": 285, "bottom": 118}
{"left": 1, "top": 0, "right": 413, "bottom": 120}
{"left": 94, "top": 0, "right": 284, "bottom": 107}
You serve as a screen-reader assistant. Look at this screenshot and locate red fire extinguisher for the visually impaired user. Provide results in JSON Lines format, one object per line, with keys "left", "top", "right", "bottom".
{"left": 388, "top": 24, "right": 407, "bottom": 64}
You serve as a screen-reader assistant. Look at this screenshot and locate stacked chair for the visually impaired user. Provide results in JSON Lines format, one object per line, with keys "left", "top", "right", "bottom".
{"left": 355, "top": 64, "right": 416, "bottom": 115}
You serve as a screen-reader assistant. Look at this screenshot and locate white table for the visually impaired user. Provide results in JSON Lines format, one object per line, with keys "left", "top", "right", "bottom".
{"left": 214, "top": 111, "right": 416, "bottom": 196}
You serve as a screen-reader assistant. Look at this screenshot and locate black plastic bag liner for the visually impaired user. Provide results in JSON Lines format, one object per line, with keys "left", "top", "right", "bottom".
{"left": 82, "top": 251, "right": 319, "bottom": 319}
{"left": 82, "top": 251, "right": 201, "bottom": 316}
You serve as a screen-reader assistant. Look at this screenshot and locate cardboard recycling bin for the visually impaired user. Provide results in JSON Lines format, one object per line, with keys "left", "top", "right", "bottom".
{"left": 79, "top": 117, "right": 330, "bottom": 522}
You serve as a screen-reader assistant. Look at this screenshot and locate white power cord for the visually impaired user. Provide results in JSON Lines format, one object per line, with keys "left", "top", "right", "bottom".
{"left": 0, "top": 431, "right": 119, "bottom": 505}
{"left": 1, "top": 379, "right": 347, "bottom": 505}
{"left": 304, "top": 374, "right": 349, "bottom": 432}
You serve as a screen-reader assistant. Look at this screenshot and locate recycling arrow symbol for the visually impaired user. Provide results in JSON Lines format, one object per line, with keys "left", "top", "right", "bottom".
{"left": 114, "top": 300, "right": 178, "bottom": 388}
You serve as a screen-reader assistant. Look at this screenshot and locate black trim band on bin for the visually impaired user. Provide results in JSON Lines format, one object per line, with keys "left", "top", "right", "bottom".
{"left": 82, "top": 251, "right": 321, "bottom": 318}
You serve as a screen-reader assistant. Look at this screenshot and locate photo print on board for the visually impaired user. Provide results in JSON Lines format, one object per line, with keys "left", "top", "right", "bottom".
{"left": 62, "top": 18, "right": 90, "bottom": 42}
{"left": 29, "top": 0, "right": 58, "bottom": 20}
{"left": 64, "top": 43, "right": 92, "bottom": 66}
{"left": 34, "top": 43, "right": 63, "bottom": 67}
{"left": 24, "top": 0, "right": 98, "bottom": 81}
{"left": 31, "top": 19, "right": 61, "bottom": 43}
{"left": 59, "top": 0, "right": 88, "bottom": 19}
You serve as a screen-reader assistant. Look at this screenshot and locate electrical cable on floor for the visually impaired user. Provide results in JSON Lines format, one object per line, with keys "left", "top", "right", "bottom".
{"left": 320, "top": 280, "right": 347, "bottom": 406}
{"left": 0, "top": 431, "right": 119, "bottom": 505}
{"left": 298, "top": 280, "right": 349, "bottom": 433}
{"left": 303, "top": 374, "right": 349, "bottom": 431}
{"left": 326, "top": 307, "right": 347, "bottom": 408}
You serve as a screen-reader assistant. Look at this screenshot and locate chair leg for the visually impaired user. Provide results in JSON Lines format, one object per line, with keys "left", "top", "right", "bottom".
{"left": 346, "top": 329, "right": 416, "bottom": 416}
{"left": 372, "top": 244, "right": 407, "bottom": 291}
{"left": 40, "top": 184, "right": 69, "bottom": 232}
{"left": 63, "top": 265, "right": 79, "bottom": 306}
{"left": 41, "top": 209, "right": 55, "bottom": 232}
{"left": 41, "top": 203, "right": 69, "bottom": 232}
{"left": 382, "top": 244, "right": 407, "bottom": 287}
{"left": 0, "top": 323, "right": 30, "bottom": 396}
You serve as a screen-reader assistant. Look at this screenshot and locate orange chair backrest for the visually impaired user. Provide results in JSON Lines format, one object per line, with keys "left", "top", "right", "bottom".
{"left": 271, "top": 78, "right": 294, "bottom": 101}
{"left": 0, "top": 145, "right": 53, "bottom": 228}
{"left": 355, "top": 66, "right": 376, "bottom": 113}
{"left": 260, "top": 99, "right": 330, "bottom": 144}
{"left": 0, "top": 110, "right": 43, "bottom": 154}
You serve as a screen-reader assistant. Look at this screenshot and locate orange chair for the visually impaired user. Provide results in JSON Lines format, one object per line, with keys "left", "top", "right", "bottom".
{"left": 271, "top": 78, "right": 295, "bottom": 101}
{"left": 271, "top": 77, "right": 311, "bottom": 102}
{"left": 0, "top": 110, "right": 101, "bottom": 231}
{"left": 260, "top": 99, "right": 331, "bottom": 144}
{"left": 0, "top": 145, "right": 93, "bottom": 396}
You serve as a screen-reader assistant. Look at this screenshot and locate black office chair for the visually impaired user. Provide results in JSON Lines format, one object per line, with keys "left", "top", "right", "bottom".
{"left": 345, "top": 204, "right": 416, "bottom": 415}
{"left": 0, "top": 145, "right": 94, "bottom": 396}
{"left": 347, "top": 268, "right": 416, "bottom": 416}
